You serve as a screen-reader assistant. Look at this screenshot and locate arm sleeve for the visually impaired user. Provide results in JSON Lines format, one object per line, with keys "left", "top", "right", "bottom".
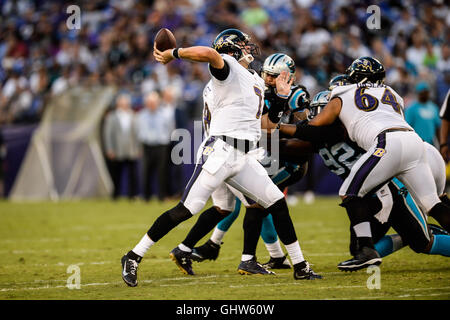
{"left": 209, "top": 60, "right": 230, "bottom": 81}
{"left": 268, "top": 95, "right": 288, "bottom": 123}
{"left": 293, "top": 122, "right": 347, "bottom": 145}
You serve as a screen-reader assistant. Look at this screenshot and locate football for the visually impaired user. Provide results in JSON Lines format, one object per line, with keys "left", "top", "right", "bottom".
{"left": 154, "top": 28, "right": 177, "bottom": 51}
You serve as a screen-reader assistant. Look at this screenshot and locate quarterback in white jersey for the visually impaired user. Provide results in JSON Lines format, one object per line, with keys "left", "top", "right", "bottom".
{"left": 306, "top": 56, "right": 450, "bottom": 271}
{"left": 120, "top": 29, "right": 320, "bottom": 287}
{"left": 205, "top": 54, "right": 265, "bottom": 142}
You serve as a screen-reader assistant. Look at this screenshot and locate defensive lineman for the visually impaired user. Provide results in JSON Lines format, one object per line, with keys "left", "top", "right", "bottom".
{"left": 295, "top": 57, "right": 450, "bottom": 270}
{"left": 121, "top": 29, "right": 319, "bottom": 286}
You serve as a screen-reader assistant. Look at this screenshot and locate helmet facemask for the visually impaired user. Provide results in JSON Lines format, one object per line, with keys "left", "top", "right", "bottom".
{"left": 237, "top": 41, "right": 260, "bottom": 64}
{"left": 261, "top": 53, "right": 296, "bottom": 87}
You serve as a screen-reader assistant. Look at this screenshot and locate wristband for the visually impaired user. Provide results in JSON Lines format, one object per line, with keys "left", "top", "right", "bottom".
{"left": 172, "top": 48, "right": 181, "bottom": 59}
{"left": 440, "top": 143, "right": 448, "bottom": 149}
{"left": 276, "top": 90, "right": 291, "bottom": 99}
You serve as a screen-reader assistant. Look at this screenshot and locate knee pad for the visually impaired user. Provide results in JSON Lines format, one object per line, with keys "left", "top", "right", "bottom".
{"left": 169, "top": 202, "right": 193, "bottom": 224}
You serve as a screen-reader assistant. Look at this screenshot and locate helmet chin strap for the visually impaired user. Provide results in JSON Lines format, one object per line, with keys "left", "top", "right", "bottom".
{"left": 239, "top": 53, "right": 254, "bottom": 64}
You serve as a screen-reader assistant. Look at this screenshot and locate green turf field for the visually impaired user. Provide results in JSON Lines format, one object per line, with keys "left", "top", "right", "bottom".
{"left": 0, "top": 197, "right": 449, "bottom": 300}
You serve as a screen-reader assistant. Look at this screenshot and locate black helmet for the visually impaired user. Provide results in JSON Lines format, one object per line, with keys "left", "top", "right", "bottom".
{"left": 212, "top": 28, "right": 260, "bottom": 62}
{"left": 346, "top": 56, "right": 385, "bottom": 85}
{"left": 328, "top": 74, "right": 352, "bottom": 90}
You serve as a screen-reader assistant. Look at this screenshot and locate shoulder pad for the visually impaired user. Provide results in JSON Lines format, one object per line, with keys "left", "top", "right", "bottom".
{"left": 288, "top": 85, "right": 310, "bottom": 111}
{"left": 329, "top": 83, "right": 356, "bottom": 101}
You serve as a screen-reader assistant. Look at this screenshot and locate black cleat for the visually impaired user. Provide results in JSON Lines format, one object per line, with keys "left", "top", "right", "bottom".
{"left": 262, "top": 255, "right": 291, "bottom": 269}
{"left": 429, "top": 223, "right": 449, "bottom": 236}
{"left": 191, "top": 240, "right": 221, "bottom": 262}
{"left": 170, "top": 247, "right": 195, "bottom": 275}
{"left": 293, "top": 261, "right": 322, "bottom": 280}
{"left": 238, "top": 257, "right": 275, "bottom": 275}
{"left": 121, "top": 255, "right": 139, "bottom": 287}
{"left": 338, "top": 246, "right": 382, "bottom": 272}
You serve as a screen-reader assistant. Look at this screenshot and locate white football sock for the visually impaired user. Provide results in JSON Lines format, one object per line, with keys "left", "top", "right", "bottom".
{"left": 353, "top": 222, "right": 372, "bottom": 237}
{"left": 285, "top": 241, "right": 304, "bottom": 265}
{"left": 132, "top": 234, "right": 154, "bottom": 257}
{"left": 210, "top": 227, "right": 226, "bottom": 245}
{"left": 264, "top": 239, "right": 285, "bottom": 258}
{"left": 241, "top": 254, "right": 254, "bottom": 262}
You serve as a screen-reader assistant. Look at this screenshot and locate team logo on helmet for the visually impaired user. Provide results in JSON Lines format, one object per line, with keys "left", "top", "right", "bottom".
{"left": 214, "top": 35, "right": 234, "bottom": 50}
{"left": 359, "top": 59, "right": 373, "bottom": 71}
{"left": 262, "top": 53, "right": 296, "bottom": 83}
{"left": 346, "top": 56, "right": 385, "bottom": 85}
{"left": 212, "top": 29, "right": 259, "bottom": 62}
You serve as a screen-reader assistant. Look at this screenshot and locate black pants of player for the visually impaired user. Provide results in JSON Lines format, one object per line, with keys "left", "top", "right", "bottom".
{"left": 142, "top": 144, "right": 170, "bottom": 201}
{"left": 350, "top": 181, "right": 433, "bottom": 255}
{"left": 109, "top": 159, "right": 138, "bottom": 200}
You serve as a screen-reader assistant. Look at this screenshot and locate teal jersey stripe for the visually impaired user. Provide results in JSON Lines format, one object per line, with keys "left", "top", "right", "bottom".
{"left": 391, "top": 178, "right": 428, "bottom": 235}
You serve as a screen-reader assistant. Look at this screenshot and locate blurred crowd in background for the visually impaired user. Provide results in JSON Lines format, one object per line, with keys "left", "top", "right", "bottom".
{"left": 1, "top": 0, "right": 449, "bottom": 124}
{"left": 0, "top": 0, "right": 449, "bottom": 199}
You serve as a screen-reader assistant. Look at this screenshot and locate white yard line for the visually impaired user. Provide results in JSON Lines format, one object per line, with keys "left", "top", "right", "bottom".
{"left": 2, "top": 279, "right": 449, "bottom": 300}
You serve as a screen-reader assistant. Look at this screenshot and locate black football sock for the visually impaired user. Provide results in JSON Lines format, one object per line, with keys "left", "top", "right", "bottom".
{"left": 242, "top": 207, "right": 266, "bottom": 256}
{"left": 340, "top": 197, "right": 375, "bottom": 250}
{"left": 182, "top": 206, "right": 229, "bottom": 249}
{"left": 147, "top": 202, "right": 192, "bottom": 242}
{"left": 267, "top": 198, "right": 297, "bottom": 245}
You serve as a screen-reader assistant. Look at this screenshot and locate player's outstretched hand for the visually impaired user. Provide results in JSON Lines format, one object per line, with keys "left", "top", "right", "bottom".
{"left": 153, "top": 44, "right": 175, "bottom": 65}
{"left": 276, "top": 71, "right": 294, "bottom": 97}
